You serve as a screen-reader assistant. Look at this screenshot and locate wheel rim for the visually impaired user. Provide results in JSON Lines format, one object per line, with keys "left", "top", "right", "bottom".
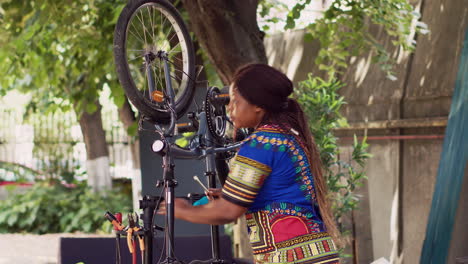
{"left": 124, "top": 3, "right": 191, "bottom": 109}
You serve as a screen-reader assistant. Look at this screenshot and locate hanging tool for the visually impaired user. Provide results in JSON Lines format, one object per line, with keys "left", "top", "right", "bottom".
{"left": 127, "top": 213, "right": 145, "bottom": 264}
{"left": 134, "top": 213, "right": 145, "bottom": 263}
{"left": 104, "top": 212, "right": 124, "bottom": 264}
{"left": 127, "top": 213, "right": 137, "bottom": 264}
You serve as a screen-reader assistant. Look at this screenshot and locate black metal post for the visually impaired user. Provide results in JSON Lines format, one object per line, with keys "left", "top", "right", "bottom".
{"left": 141, "top": 196, "right": 156, "bottom": 264}
{"left": 162, "top": 154, "right": 176, "bottom": 262}
{"left": 204, "top": 130, "right": 222, "bottom": 263}
{"left": 161, "top": 52, "right": 179, "bottom": 263}
{"left": 207, "top": 171, "right": 221, "bottom": 261}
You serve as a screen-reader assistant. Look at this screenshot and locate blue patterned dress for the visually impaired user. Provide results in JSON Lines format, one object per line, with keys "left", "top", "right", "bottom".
{"left": 222, "top": 124, "right": 340, "bottom": 263}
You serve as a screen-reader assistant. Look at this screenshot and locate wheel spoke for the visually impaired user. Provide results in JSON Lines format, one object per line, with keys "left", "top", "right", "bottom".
{"left": 168, "top": 43, "right": 181, "bottom": 55}
{"left": 135, "top": 9, "right": 148, "bottom": 44}
{"left": 167, "top": 59, "right": 188, "bottom": 75}
{"left": 167, "top": 49, "right": 182, "bottom": 56}
{"left": 152, "top": 6, "right": 158, "bottom": 42}
{"left": 128, "top": 53, "right": 144, "bottom": 62}
{"left": 170, "top": 67, "right": 186, "bottom": 77}
{"left": 158, "top": 58, "right": 163, "bottom": 89}
{"left": 143, "top": 61, "right": 149, "bottom": 96}
{"left": 168, "top": 56, "right": 184, "bottom": 65}
{"left": 156, "top": 70, "right": 166, "bottom": 98}
{"left": 170, "top": 73, "right": 183, "bottom": 83}
{"left": 147, "top": 6, "right": 156, "bottom": 44}
{"left": 128, "top": 22, "right": 145, "bottom": 45}
{"left": 117, "top": 1, "right": 194, "bottom": 118}
{"left": 153, "top": 66, "right": 162, "bottom": 93}
{"left": 160, "top": 11, "right": 167, "bottom": 41}
{"left": 166, "top": 31, "right": 178, "bottom": 48}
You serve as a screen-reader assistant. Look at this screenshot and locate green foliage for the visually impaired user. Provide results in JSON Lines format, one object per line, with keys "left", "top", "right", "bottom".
{"left": 32, "top": 142, "right": 83, "bottom": 184}
{"left": 285, "top": 0, "right": 311, "bottom": 30}
{"left": 0, "top": 0, "right": 126, "bottom": 115}
{"left": 0, "top": 161, "right": 41, "bottom": 183}
{"left": 0, "top": 182, "right": 132, "bottom": 234}
{"left": 26, "top": 110, "right": 84, "bottom": 183}
{"left": 258, "top": 0, "right": 288, "bottom": 31}
{"left": 296, "top": 75, "right": 371, "bottom": 223}
{"left": 260, "top": 0, "right": 428, "bottom": 80}
{"left": 308, "top": 0, "right": 427, "bottom": 79}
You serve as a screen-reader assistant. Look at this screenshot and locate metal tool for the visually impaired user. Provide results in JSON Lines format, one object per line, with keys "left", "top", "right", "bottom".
{"left": 193, "top": 175, "right": 209, "bottom": 192}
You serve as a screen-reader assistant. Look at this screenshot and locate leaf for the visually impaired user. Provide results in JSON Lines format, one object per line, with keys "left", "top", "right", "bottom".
{"left": 113, "top": 94, "right": 125, "bottom": 108}
{"left": 126, "top": 122, "right": 138, "bottom": 137}
{"left": 0, "top": 210, "right": 10, "bottom": 223}
{"left": 387, "top": 74, "right": 397, "bottom": 81}
{"left": 304, "top": 32, "right": 313, "bottom": 42}
{"left": 111, "top": 4, "right": 126, "bottom": 24}
{"left": 285, "top": 17, "right": 295, "bottom": 30}
{"left": 7, "top": 213, "right": 18, "bottom": 227}
{"left": 85, "top": 102, "right": 97, "bottom": 114}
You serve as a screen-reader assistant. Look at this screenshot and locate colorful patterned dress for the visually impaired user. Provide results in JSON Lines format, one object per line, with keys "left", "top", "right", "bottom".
{"left": 222, "top": 124, "right": 340, "bottom": 263}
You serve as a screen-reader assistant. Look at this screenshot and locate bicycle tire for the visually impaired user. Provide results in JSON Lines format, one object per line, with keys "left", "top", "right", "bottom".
{"left": 114, "top": 0, "right": 196, "bottom": 123}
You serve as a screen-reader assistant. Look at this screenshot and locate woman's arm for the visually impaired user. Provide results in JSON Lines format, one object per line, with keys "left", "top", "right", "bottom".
{"left": 157, "top": 197, "right": 247, "bottom": 225}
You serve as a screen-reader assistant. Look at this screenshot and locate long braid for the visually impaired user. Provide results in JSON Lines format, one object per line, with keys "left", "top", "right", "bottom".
{"left": 261, "top": 98, "right": 341, "bottom": 246}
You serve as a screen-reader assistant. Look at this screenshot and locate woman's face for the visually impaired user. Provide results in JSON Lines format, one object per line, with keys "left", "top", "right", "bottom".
{"left": 228, "top": 84, "right": 265, "bottom": 129}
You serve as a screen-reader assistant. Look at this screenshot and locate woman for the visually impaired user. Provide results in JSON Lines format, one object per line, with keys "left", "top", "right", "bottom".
{"left": 159, "top": 64, "right": 340, "bottom": 263}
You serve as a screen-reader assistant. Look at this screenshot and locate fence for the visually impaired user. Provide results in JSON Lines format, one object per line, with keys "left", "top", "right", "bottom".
{"left": 0, "top": 107, "right": 133, "bottom": 182}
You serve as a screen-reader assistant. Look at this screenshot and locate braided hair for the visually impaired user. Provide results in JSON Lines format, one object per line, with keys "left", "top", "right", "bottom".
{"left": 231, "top": 63, "right": 340, "bottom": 244}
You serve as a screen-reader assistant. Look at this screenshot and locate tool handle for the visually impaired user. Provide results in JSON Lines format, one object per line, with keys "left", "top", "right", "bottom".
{"left": 127, "top": 229, "right": 134, "bottom": 253}
{"left": 138, "top": 236, "right": 145, "bottom": 251}
{"left": 105, "top": 212, "right": 125, "bottom": 231}
{"left": 193, "top": 175, "right": 209, "bottom": 192}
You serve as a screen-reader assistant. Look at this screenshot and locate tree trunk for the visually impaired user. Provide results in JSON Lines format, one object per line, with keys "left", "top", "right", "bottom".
{"left": 182, "top": 1, "right": 266, "bottom": 260}
{"left": 182, "top": 0, "right": 267, "bottom": 84}
{"left": 118, "top": 98, "right": 141, "bottom": 210}
{"left": 78, "top": 100, "right": 111, "bottom": 192}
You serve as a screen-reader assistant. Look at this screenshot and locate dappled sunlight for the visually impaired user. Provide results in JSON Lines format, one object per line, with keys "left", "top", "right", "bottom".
{"left": 396, "top": 46, "right": 412, "bottom": 64}
{"left": 286, "top": 39, "right": 304, "bottom": 80}
{"left": 355, "top": 54, "right": 372, "bottom": 87}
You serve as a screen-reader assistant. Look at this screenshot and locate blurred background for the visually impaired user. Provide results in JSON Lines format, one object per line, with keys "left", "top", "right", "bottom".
{"left": 0, "top": 0, "right": 466, "bottom": 263}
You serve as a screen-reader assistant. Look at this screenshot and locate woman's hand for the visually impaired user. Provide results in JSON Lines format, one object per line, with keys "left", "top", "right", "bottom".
{"left": 205, "top": 188, "right": 222, "bottom": 200}
{"left": 156, "top": 194, "right": 247, "bottom": 225}
{"left": 157, "top": 198, "right": 192, "bottom": 220}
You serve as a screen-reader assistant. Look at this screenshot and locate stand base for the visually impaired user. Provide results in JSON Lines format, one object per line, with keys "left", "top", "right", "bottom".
{"left": 189, "top": 259, "right": 230, "bottom": 264}
{"left": 160, "top": 259, "right": 185, "bottom": 264}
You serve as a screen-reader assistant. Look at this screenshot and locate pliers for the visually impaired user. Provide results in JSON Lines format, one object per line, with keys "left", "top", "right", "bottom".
{"left": 127, "top": 213, "right": 145, "bottom": 264}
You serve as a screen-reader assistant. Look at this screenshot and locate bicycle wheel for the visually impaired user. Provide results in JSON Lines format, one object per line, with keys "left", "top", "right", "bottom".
{"left": 114, "top": 0, "right": 195, "bottom": 123}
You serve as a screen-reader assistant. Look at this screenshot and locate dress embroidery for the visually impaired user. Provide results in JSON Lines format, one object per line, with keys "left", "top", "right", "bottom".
{"left": 222, "top": 154, "right": 272, "bottom": 207}
{"left": 222, "top": 124, "right": 340, "bottom": 263}
{"left": 249, "top": 125, "right": 318, "bottom": 202}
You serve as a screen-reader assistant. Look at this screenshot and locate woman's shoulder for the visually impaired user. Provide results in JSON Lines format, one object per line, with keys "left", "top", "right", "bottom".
{"left": 246, "top": 124, "right": 287, "bottom": 137}
{"left": 240, "top": 124, "right": 295, "bottom": 152}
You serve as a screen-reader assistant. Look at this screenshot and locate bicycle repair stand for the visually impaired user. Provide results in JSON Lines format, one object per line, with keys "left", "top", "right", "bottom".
{"left": 107, "top": 53, "right": 233, "bottom": 264}
{"left": 139, "top": 196, "right": 162, "bottom": 264}
{"left": 144, "top": 134, "right": 228, "bottom": 263}
{"left": 147, "top": 107, "right": 228, "bottom": 264}
{"left": 149, "top": 55, "right": 229, "bottom": 264}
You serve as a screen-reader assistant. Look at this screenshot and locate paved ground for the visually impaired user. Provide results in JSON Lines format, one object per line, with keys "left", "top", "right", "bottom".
{"left": 0, "top": 233, "right": 111, "bottom": 264}
{"left": 0, "top": 234, "right": 59, "bottom": 264}
{"left": 0, "top": 233, "right": 254, "bottom": 264}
